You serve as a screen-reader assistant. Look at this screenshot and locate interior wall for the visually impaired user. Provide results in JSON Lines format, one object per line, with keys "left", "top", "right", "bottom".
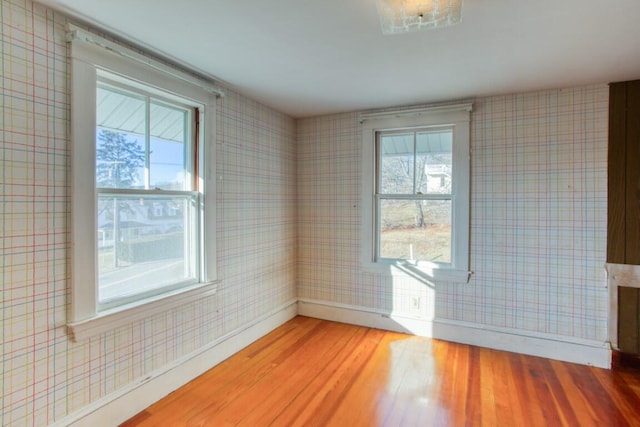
{"left": 1, "top": 0, "right": 611, "bottom": 424}
{"left": 0, "top": 1, "right": 297, "bottom": 425}
{"left": 298, "top": 85, "right": 609, "bottom": 342}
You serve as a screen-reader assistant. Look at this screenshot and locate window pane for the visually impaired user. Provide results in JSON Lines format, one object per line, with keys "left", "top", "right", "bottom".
{"left": 416, "top": 130, "right": 452, "bottom": 195}
{"left": 96, "top": 85, "right": 146, "bottom": 189}
{"left": 150, "top": 102, "right": 190, "bottom": 190}
{"left": 97, "top": 194, "right": 198, "bottom": 305}
{"left": 379, "top": 133, "right": 414, "bottom": 194}
{"left": 379, "top": 199, "right": 451, "bottom": 263}
{"left": 96, "top": 129, "right": 146, "bottom": 189}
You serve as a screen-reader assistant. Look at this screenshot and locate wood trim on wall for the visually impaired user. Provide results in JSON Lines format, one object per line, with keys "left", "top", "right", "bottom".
{"left": 608, "top": 82, "right": 627, "bottom": 263}
{"left": 626, "top": 81, "right": 640, "bottom": 264}
{"left": 609, "top": 80, "right": 640, "bottom": 264}
{"left": 608, "top": 80, "right": 640, "bottom": 356}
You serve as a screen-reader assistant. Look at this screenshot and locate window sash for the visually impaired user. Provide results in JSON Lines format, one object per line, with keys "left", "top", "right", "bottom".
{"left": 96, "top": 192, "right": 200, "bottom": 309}
{"left": 96, "top": 75, "right": 195, "bottom": 192}
{"left": 359, "top": 103, "right": 471, "bottom": 283}
{"left": 375, "top": 195, "right": 453, "bottom": 264}
{"left": 375, "top": 127, "right": 454, "bottom": 264}
{"left": 376, "top": 126, "right": 454, "bottom": 197}
{"left": 94, "top": 78, "right": 202, "bottom": 310}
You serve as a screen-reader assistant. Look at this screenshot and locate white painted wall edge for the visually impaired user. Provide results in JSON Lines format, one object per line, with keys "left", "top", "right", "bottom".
{"left": 51, "top": 300, "right": 298, "bottom": 427}
{"left": 298, "top": 298, "right": 611, "bottom": 369}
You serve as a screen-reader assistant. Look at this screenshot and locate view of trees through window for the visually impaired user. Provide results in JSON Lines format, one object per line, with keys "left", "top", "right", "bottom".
{"left": 96, "top": 129, "right": 146, "bottom": 188}
{"left": 377, "top": 129, "right": 453, "bottom": 263}
{"left": 96, "top": 80, "right": 198, "bottom": 305}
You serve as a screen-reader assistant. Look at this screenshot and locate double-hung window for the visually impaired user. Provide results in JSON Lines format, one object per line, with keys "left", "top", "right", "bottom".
{"left": 95, "top": 73, "right": 200, "bottom": 308}
{"left": 360, "top": 104, "right": 472, "bottom": 283}
{"left": 67, "top": 25, "right": 220, "bottom": 340}
{"left": 376, "top": 127, "right": 454, "bottom": 262}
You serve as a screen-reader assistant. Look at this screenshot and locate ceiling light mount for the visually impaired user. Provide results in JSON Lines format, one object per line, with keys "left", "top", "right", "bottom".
{"left": 376, "top": 0, "right": 463, "bottom": 35}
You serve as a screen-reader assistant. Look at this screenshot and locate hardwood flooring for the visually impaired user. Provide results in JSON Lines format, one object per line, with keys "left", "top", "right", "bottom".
{"left": 121, "top": 316, "right": 640, "bottom": 426}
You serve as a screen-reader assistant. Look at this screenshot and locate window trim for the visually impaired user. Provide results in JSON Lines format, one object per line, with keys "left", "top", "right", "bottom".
{"left": 67, "top": 25, "right": 220, "bottom": 341}
{"left": 359, "top": 103, "right": 472, "bottom": 283}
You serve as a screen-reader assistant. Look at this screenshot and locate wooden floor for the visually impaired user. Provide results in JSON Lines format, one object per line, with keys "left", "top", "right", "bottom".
{"left": 121, "top": 316, "right": 640, "bottom": 427}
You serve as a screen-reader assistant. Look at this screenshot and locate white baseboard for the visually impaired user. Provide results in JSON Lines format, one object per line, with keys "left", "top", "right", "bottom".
{"left": 432, "top": 318, "right": 611, "bottom": 368}
{"left": 52, "top": 300, "right": 298, "bottom": 427}
{"left": 298, "top": 298, "right": 611, "bottom": 369}
{"left": 297, "top": 298, "right": 434, "bottom": 336}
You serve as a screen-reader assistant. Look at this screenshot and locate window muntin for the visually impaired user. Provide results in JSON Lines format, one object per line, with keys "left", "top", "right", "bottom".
{"left": 95, "top": 72, "right": 201, "bottom": 310}
{"left": 376, "top": 127, "right": 454, "bottom": 264}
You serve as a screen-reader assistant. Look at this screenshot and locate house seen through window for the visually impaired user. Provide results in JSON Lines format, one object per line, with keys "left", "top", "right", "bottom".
{"left": 376, "top": 128, "right": 453, "bottom": 264}
{"left": 96, "top": 73, "right": 200, "bottom": 309}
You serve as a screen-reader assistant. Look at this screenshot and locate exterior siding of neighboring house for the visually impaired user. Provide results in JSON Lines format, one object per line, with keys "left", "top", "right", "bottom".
{"left": 97, "top": 199, "right": 184, "bottom": 248}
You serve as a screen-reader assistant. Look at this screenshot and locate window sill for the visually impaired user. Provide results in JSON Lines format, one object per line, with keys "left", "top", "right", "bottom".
{"left": 362, "top": 260, "right": 472, "bottom": 284}
{"left": 67, "top": 281, "right": 219, "bottom": 342}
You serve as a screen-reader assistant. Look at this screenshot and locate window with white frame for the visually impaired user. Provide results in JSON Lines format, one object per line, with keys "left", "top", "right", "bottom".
{"left": 360, "top": 104, "right": 472, "bottom": 283}
{"left": 67, "top": 25, "right": 220, "bottom": 340}
{"left": 95, "top": 73, "right": 200, "bottom": 309}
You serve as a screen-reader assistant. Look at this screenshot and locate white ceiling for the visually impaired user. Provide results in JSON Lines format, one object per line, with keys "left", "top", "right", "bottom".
{"left": 38, "top": 0, "right": 640, "bottom": 118}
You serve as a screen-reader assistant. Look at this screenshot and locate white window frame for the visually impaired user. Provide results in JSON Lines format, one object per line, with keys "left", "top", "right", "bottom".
{"left": 360, "top": 103, "right": 472, "bottom": 283}
{"left": 67, "top": 25, "right": 221, "bottom": 341}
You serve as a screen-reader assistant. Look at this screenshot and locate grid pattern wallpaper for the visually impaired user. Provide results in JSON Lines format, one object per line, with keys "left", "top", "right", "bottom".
{"left": 2, "top": 0, "right": 611, "bottom": 425}
{"left": 298, "top": 85, "right": 609, "bottom": 341}
{"left": 1, "top": 1, "right": 296, "bottom": 425}
{"left": 441, "top": 88, "right": 608, "bottom": 340}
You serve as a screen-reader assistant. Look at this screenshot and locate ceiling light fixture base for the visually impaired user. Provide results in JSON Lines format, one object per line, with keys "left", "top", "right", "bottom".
{"left": 376, "top": 0, "right": 463, "bottom": 35}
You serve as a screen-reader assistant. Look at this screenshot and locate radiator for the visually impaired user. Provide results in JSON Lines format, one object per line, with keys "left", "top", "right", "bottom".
{"left": 607, "top": 263, "right": 640, "bottom": 354}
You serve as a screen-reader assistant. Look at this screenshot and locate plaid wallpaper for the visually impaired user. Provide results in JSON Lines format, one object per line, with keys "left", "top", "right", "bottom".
{"left": 2, "top": 0, "right": 610, "bottom": 425}
{"left": 298, "top": 86, "right": 608, "bottom": 341}
{"left": 1, "top": 0, "right": 296, "bottom": 425}
{"left": 440, "top": 88, "right": 608, "bottom": 340}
